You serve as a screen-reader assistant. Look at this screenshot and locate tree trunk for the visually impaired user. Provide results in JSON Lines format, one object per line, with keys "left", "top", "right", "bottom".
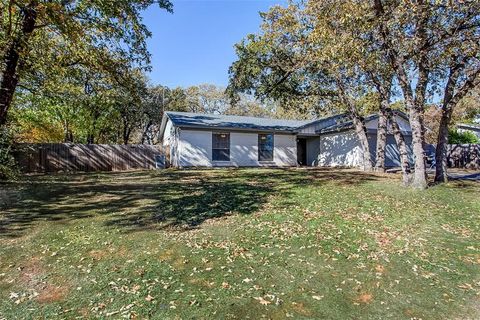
{"left": 122, "top": 114, "right": 132, "bottom": 145}
{"left": 123, "top": 127, "right": 131, "bottom": 145}
{"left": 370, "top": 74, "right": 393, "bottom": 173}
{"left": 141, "top": 120, "right": 153, "bottom": 144}
{"left": 86, "top": 106, "right": 100, "bottom": 144}
{"left": 64, "top": 129, "right": 74, "bottom": 143}
{"left": 434, "top": 64, "right": 480, "bottom": 183}
{"left": 390, "top": 63, "right": 428, "bottom": 189}
{"left": 389, "top": 111, "right": 411, "bottom": 185}
{"left": 434, "top": 111, "right": 451, "bottom": 183}
{"left": 0, "top": 2, "right": 38, "bottom": 125}
{"left": 395, "top": 66, "right": 428, "bottom": 189}
{"left": 337, "top": 80, "right": 373, "bottom": 171}
{"left": 408, "top": 108, "right": 428, "bottom": 189}
{"left": 373, "top": 0, "right": 428, "bottom": 189}
{"left": 352, "top": 115, "right": 373, "bottom": 171}
{"left": 63, "top": 120, "right": 74, "bottom": 142}
{"left": 375, "top": 106, "right": 388, "bottom": 172}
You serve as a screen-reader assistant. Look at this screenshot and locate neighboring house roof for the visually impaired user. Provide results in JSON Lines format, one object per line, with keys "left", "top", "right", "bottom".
{"left": 159, "top": 110, "right": 411, "bottom": 139}
{"left": 457, "top": 123, "right": 480, "bottom": 132}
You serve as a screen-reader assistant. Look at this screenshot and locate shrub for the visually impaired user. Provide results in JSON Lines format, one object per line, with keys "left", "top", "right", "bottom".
{"left": 448, "top": 129, "right": 479, "bottom": 144}
{"left": 0, "top": 126, "right": 19, "bottom": 180}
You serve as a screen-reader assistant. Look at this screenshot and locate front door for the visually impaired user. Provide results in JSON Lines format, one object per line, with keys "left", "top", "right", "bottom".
{"left": 297, "top": 138, "right": 307, "bottom": 165}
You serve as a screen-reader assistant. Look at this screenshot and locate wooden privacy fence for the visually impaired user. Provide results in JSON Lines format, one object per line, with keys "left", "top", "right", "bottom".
{"left": 446, "top": 144, "right": 480, "bottom": 169}
{"left": 14, "top": 143, "right": 164, "bottom": 173}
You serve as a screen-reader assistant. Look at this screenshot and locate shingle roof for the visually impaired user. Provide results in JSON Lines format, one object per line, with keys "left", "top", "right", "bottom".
{"left": 165, "top": 111, "right": 314, "bottom": 132}
{"left": 458, "top": 123, "right": 480, "bottom": 131}
{"left": 162, "top": 110, "right": 410, "bottom": 136}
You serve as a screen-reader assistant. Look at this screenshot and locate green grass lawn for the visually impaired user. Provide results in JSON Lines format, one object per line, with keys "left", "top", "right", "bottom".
{"left": 0, "top": 168, "right": 479, "bottom": 319}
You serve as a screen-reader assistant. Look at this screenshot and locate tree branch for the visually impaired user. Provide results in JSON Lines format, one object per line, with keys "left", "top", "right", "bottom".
{"left": 449, "top": 66, "right": 480, "bottom": 108}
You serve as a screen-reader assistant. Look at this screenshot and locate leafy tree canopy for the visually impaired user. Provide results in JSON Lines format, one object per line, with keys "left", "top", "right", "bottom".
{"left": 0, "top": 0, "right": 173, "bottom": 124}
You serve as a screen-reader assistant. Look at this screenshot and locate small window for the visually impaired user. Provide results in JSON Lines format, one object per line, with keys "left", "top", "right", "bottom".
{"left": 258, "top": 133, "right": 274, "bottom": 161}
{"left": 212, "top": 133, "right": 230, "bottom": 161}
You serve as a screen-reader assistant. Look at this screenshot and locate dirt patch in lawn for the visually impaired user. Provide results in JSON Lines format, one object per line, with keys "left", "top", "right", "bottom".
{"left": 189, "top": 278, "right": 216, "bottom": 288}
{"left": 159, "top": 248, "right": 187, "bottom": 270}
{"left": 19, "top": 256, "right": 70, "bottom": 303}
{"left": 36, "top": 284, "right": 69, "bottom": 303}
{"left": 158, "top": 249, "right": 175, "bottom": 261}
{"left": 20, "top": 256, "right": 44, "bottom": 284}
{"left": 291, "top": 302, "right": 313, "bottom": 316}
{"left": 355, "top": 292, "right": 374, "bottom": 304}
{"left": 89, "top": 249, "right": 109, "bottom": 260}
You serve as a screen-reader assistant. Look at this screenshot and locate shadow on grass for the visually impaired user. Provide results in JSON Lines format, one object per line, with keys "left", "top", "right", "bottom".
{"left": 0, "top": 168, "right": 379, "bottom": 238}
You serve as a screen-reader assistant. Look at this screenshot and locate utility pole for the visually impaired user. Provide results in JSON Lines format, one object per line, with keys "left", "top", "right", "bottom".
{"left": 162, "top": 86, "right": 165, "bottom": 114}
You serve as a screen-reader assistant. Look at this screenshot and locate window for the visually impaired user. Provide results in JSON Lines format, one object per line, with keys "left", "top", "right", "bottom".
{"left": 258, "top": 133, "right": 274, "bottom": 161}
{"left": 212, "top": 133, "right": 230, "bottom": 161}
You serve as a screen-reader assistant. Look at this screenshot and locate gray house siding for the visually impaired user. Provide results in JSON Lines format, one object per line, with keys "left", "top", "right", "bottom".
{"left": 367, "top": 133, "right": 413, "bottom": 167}
{"left": 162, "top": 118, "right": 181, "bottom": 167}
{"left": 318, "top": 131, "right": 363, "bottom": 167}
{"left": 177, "top": 129, "right": 297, "bottom": 167}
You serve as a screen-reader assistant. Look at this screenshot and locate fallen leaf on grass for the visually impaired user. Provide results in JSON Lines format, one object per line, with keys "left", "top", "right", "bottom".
{"left": 131, "top": 284, "right": 141, "bottom": 293}
{"left": 375, "top": 265, "right": 385, "bottom": 273}
{"left": 458, "top": 283, "right": 473, "bottom": 290}
{"left": 254, "top": 296, "right": 271, "bottom": 305}
{"left": 189, "top": 300, "right": 198, "bottom": 306}
{"left": 145, "top": 295, "right": 154, "bottom": 302}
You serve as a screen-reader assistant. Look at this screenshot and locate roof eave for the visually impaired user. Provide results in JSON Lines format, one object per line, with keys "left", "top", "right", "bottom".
{"left": 318, "top": 126, "right": 353, "bottom": 135}
{"left": 176, "top": 124, "right": 297, "bottom": 134}
{"left": 458, "top": 124, "right": 480, "bottom": 131}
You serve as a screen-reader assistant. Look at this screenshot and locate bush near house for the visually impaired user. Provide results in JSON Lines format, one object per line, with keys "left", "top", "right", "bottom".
{"left": 448, "top": 129, "right": 479, "bottom": 144}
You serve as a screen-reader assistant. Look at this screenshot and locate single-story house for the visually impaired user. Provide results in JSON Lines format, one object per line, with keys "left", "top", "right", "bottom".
{"left": 457, "top": 123, "right": 480, "bottom": 139}
{"left": 159, "top": 111, "right": 412, "bottom": 168}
